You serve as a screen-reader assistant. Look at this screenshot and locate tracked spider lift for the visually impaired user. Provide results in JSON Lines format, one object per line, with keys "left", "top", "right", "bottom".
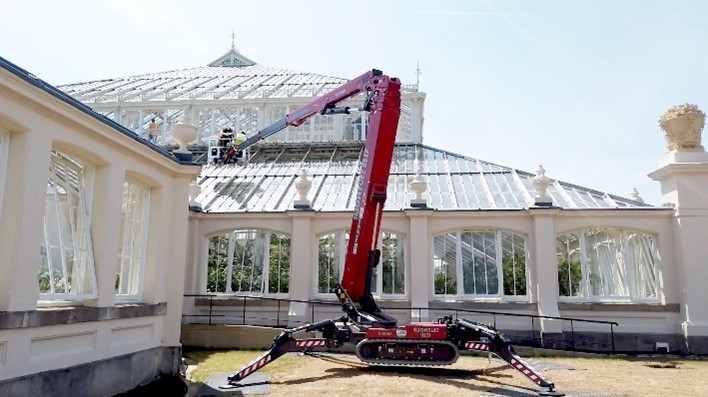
{"left": 219, "top": 69, "right": 563, "bottom": 396}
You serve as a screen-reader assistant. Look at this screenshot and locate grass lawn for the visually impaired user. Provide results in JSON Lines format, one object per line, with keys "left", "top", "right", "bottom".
{"left": 183, "top": 349, "right": 708, "bottom": 397}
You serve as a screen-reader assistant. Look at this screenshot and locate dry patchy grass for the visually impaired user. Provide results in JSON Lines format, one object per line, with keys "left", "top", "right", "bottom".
{"left": 183, "top": 349, "right": 708, "bottom": 397}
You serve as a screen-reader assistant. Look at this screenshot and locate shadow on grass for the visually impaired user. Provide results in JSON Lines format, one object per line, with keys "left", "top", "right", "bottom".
{"left": 270, "top": 353, "right": 541, "bottom": 396}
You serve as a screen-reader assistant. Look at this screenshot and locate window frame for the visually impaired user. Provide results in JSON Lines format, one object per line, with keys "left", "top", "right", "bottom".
{"left": 205, "top": 229, "right": 291, "bottom": 297}
{"left": 432, "top": 229, "right": 529, "bottom": 302}
{"left": 315, "top": 229, "right": 407, "bottom": 300}
{"left": 115, "top": 178, "right": 150, "bottom": 302}
{"left": 556, "top": 228, "right": 659, "bottom": 303}
{"left": 39, "top": 149, "right": 98, "bottom": 302}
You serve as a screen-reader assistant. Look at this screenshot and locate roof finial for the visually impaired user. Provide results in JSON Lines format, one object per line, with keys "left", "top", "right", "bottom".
{"left": 415, "top": 61, "right": 422, "bottom": 88}
{"left": 231, "top": 29, "right": 236, "bottom": 51}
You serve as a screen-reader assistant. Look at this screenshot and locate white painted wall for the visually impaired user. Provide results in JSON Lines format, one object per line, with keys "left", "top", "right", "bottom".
{"left": 0, "top": 66, "right": 200, "bottom": 381}
{"left": 185, "top": 205, "right": 690, "bottom": 338}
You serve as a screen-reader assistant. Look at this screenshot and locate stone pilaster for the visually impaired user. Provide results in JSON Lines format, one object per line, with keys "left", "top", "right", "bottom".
{"left": 529, "top": 208, "right": 563, "bottom": 346}
{"left": 649, "top": 103, "right": 708, "bottom": 354}
{"left": 287, "top": 211, "right": 315, "bottom": 325}
{"left": 405, "top": 209, "right": 433, "bottom": 321}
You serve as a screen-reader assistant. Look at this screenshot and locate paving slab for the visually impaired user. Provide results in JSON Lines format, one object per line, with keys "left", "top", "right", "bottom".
{"left": 483, "top": 386, "right": 625, "bottom": 397}
{"left": 197, "top": 373, "right": 270, "bottom": 396}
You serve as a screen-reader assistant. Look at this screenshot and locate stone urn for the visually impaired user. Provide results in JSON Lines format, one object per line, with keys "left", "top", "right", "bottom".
{"left": 659, "top": 103, "right": 705, "bottom": 152}
{"left": 532, "top": 165, "right": 552, "bottom": 206}
{"left": 294, "top": 169, "right": 312, "bottom": 209}
{"left": 171, "top": 106, "right": 198, "bottom": 158}
{"left": 409, "top": 172, "right": 428, "bottom": 208}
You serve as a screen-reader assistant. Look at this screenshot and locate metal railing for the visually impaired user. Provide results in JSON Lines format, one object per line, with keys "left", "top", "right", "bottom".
{"left": 182, "top": 294, "right": 620, "bottom": 354}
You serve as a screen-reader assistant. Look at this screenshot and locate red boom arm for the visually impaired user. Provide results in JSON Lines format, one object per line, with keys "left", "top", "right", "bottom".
{"left": 236, "top": 69, "right": 402, "bottom": 305}
{"left": 340, "top": 76, "right": 401, "bottom": 301}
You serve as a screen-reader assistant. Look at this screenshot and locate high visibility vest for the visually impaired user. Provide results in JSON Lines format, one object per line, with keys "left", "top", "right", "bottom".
{"left": 233, "top": 133, "right": 246, "bottom": 145}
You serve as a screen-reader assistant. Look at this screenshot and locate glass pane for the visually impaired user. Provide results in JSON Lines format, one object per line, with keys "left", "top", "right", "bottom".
{"left": 40, "top": 151, "right": 97, "bottom": 299}
{"left": 207, "top": 234, "right": 230, "bottom": 293}
{"left": 232, "top": 229, "right": 263, "bottom": 293}
{"left": 502, "top": 232, "right": 527, "bottom": 296}
{"left": 318, "top": 232, "right": 342, "bottom": 293}
{"left": 116, "top": 180, "right": 148, "bottom": 297}
{"left": 268, "top": 233, "right": 291, "bottom": 294}
{"left": 556, "top": 232, "right": 583, "bottom": 297}
{"left": 433, "top": 233, "right": 457, "bottom": 295}
{"left": 584, "top": 228, "right": 627, "bottom": 297}
{"left": 462, "top": 231, "right": 498, "bottom": 295}
{"left": 626, "top": 233, "right": 657, "bottom": 298}
{"left": 381, "top": 232, "right": 405, "bottom": 295}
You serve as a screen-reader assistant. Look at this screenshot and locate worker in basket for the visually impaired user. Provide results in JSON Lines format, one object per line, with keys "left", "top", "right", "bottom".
{"left": 223, "top": 130, "right": 247, "bottom": 164}
{"left": 217, "top": 127, "right": 234, "bottom": 162}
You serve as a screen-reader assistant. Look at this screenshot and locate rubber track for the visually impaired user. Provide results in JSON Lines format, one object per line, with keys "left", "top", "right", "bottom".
{"left": 355, "top": 339, "right": 460, "bottom": 366}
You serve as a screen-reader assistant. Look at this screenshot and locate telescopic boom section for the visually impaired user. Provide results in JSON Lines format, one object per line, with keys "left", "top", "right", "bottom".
{"left": 340, "top": 77, "right": 401, "bottom": 302}
{"left": 233, "top": 69, "right": 396, "bottom": 153}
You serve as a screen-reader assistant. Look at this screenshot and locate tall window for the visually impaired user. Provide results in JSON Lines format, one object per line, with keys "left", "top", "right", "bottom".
{"left": 557, "top": 228, "right": 658, "bottom": 301}
{"left": 39, "top": 150, "right": 97, "bottom": 300}
{"left": 433, "top": 230, "right": 527, "bottom": 299}
{"left": 317, "top": 230, "right": 406, "bottom": 297}
{"left": 373, "top": 232, "right": 406, "bottom": 295}
{"left": 206, "top": 229, "right": 291, "bottom": 295}
{"left": 0, "top": 128, "right": 9, "bottom": 221}
{"left": 116, "top": 179, "right": 150, "bottom": 300}
{"left": 318, "top": 231, "right": 347, "bottom": 294}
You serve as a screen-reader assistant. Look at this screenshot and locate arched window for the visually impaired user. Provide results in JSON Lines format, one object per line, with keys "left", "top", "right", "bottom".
{"left": 39, "top": 150, "right": 97, "bottom": 300}
{"left": 317, "top": 230, "right": 406, "bottom": 297}
{"left": 557, "top": 228, "right": 658, "bottom": 301}
{"left": 432, "top": 230, "right": 527, "bottom": 299}
{"left": 206, "top": 229, "right": 291, "bottom": 295}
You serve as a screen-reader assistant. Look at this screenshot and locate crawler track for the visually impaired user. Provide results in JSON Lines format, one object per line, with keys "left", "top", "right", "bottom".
{"left": 355, "top": 339, "right": 459, "bottom": 366}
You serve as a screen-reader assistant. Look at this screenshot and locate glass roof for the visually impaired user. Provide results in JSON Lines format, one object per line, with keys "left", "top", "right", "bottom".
{"left": 58, "top": 63, "right": 419, "bottom": 104}
{"left": 195, "top": 142, "right": 653, "bottom": 213}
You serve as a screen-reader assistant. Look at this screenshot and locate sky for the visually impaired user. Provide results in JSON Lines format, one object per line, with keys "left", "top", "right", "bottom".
{"left": 3, "top": 0, "right": 708, "bottom": 206}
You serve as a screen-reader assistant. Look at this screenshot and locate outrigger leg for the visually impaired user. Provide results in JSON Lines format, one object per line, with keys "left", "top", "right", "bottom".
{"left": 220, "top": 319, "right": 344, "bottom": 388}
{"left": 456, "top": 319, "right": 564, "bottom": 396}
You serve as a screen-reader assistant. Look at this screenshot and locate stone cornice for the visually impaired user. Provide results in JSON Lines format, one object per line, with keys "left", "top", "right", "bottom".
{"left": 558, "top": 302, "right": 679, "bottom": 313}
{"left": 0, "top": 302, "right": 167, "bottom": 330}
{"left": 649, "top": 161, "right": 708, "bottom": 181}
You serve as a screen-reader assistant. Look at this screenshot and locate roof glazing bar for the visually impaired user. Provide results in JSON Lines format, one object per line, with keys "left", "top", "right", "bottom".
{"left": 476, "top": 159, "right": 497, "bottom": 209}
{"left": 511, "top": 169, "right": 534, "bottom": 207}
{"left": 555, "top": 181, "right": 578, "bottom": 208}
{"left": 443, "top": 152, "right": 459, "bottom": 208}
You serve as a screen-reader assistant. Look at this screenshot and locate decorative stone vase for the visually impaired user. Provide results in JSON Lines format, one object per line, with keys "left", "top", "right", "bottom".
{"left": 532, "top": 165, "right": 552, "bottom": 206}
{"left": 630, "top": 188, "right": 644, "bottom": 204}
{"left": 659, "top": 103, "right": 705, "bottom": 152}
{"left": 171, "top": 106, "right": 198, "bottom": 155}
{"left": 409, "top": 172, "right": 428, "bottom": 208}
{"left": 294, "top": 169, "right": 312, "bottom": 209}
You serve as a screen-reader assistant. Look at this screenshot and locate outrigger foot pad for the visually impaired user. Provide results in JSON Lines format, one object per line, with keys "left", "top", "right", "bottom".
{"left": 538, "top": 388, "right": 565, "bottom": 396}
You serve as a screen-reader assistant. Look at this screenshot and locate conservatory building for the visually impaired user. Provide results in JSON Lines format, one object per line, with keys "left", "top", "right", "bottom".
{"left": 2, "top": 43, "right": 708, "bottom": 395}
{"left": 56, "top": 45, "right": 708, "bottom": 355}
